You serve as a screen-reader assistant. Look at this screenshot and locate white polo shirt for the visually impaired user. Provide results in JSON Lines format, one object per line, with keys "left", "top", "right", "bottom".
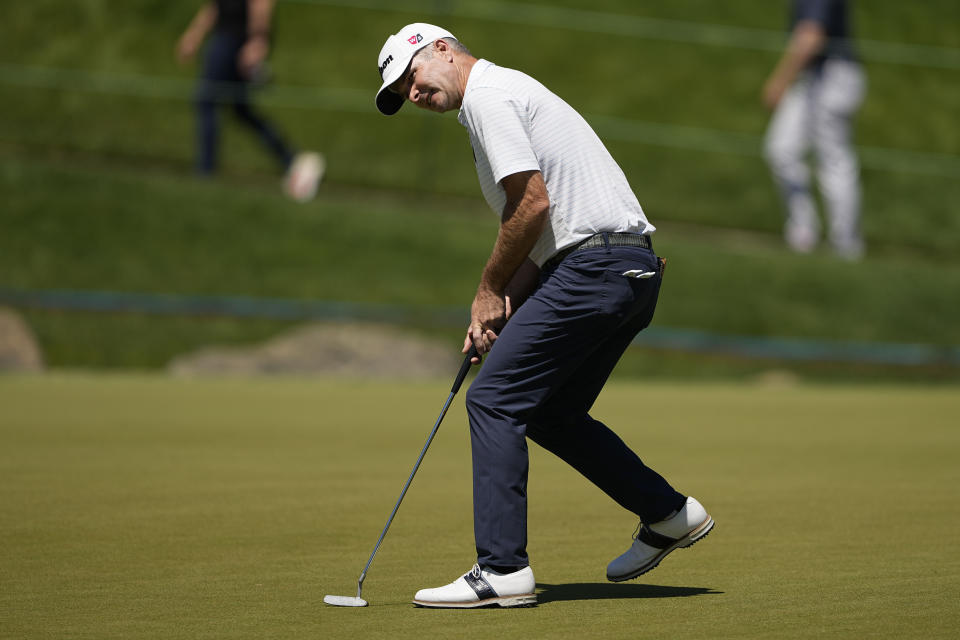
{"left": 457, "top": 59, "right": 654, "bottom": 266}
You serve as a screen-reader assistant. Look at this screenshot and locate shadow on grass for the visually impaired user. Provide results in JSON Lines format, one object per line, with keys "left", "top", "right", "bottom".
{"left": 536, "top": 582, "right": 721, "bottom": 604}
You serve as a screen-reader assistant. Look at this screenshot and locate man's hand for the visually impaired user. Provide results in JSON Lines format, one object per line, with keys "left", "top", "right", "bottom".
{"left": 238, "top": 35, "right": 269, "bottom": 78}
{"left": 464, "top": 171, "right": 548, "bottom": 360}
{"left": 240, "top": 0, "right": 274, "bottom": 77}
{"left": 468, "top": 286, "right": 506, "bottom": 356}
{"left": 176, "top": 31, "right": 202, "bottom": 64}
{"left": 462, "top": 259, "right": 540, "bottom": 363}
{"left": 762, "top": 75, "right": 791, "bottom": 110}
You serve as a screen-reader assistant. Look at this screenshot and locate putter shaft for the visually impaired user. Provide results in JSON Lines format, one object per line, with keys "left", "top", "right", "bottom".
{"left": 354, "top": 347, "right": 477, "bottom": 598}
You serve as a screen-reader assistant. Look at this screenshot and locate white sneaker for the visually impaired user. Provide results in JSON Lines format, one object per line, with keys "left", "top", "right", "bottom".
{"left": 413, "top": 564, "right": 537, "bottom": 608}
{"left": 785, "top": 222, "right": 818, "bottom": 253}
{"left": 606, "top": 496, "right": 714, "bottom": 582}
{"left": 284, "top": 151, "right": 325, "bottom": 202}
{"left": 833, "top": 239, "right": 865, "bottom": 262}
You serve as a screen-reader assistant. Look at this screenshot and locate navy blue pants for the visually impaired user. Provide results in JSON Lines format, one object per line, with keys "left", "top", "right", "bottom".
{"left": 195, "top": 32, "right": 294, "bottom": 174}
{"left": 465, "top": 240, "right": 685, "bottom": 569}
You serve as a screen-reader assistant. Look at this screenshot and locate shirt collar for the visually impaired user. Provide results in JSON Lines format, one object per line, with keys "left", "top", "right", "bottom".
{"left": 458, "top": 59, "right": 494, "bottom": 122}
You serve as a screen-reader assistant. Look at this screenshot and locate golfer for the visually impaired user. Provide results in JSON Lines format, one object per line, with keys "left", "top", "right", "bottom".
{"left": 375, "top": 23, "right": 713, "bottom": 608}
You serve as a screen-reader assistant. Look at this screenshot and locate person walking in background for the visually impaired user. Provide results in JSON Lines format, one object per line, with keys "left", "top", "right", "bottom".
{"left": 176, "top": 0, "right": 323, "bottom": 201}
{"left": 374, "top": 23, "right": 714, "bottom": 608}
{"left": 763, "top": 0, "right": 866, "bottom": 260}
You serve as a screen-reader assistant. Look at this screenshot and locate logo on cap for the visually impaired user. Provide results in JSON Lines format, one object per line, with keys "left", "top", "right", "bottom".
{"left": 378, "top": 54, "right": 393, "bottom": 76}
{"left": 407, "top": 33, "right": 423, "bottom": 45}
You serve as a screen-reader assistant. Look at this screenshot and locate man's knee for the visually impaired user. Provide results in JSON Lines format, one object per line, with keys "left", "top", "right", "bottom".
{"left": 763, "top": 133, "right": 799, "bottom": 169}
{"left": 195, "top": 97, "right": 215, "bottom": 115}
{"left": 231, "top": 101, "right": 255, "bottom": 122}
{"left": 525, "top": 419, "right": 551, "bottom": 447}
{"left": 464, "top": 380, "right": 497, "bottom": 423}
{"left": 525, "top": 410, "right": 584, "bottom": 449}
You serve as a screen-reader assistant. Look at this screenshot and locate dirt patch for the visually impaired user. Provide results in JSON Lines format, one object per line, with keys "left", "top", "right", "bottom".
{"left": 167, "top": 322, "right": 459, "bottom": 378}
{"left": 0, "top": 307, "right": 44, "bottom": 372}
{"left": 753, "top": 369, "right": 802, "bottom": 387}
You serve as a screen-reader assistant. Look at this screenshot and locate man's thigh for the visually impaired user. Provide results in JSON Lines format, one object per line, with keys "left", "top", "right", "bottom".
{"left": 765, "top": 79, "right": 813, "bottom": 160}
{"left": 470, "top": 247, "right": 660, "bottom": 421}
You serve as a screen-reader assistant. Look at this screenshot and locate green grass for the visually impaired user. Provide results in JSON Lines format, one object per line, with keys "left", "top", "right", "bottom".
{"left": 1, "top": 1, "right": 957, "bottom": 226}
{"left": 3, "top": 153, "right": 960, "bottom": 373}
{"left": 0, "top": 1, "right": 958, "bottom": 375}
{"left": 1, "top": 374, "right": 958, "bottom": 638}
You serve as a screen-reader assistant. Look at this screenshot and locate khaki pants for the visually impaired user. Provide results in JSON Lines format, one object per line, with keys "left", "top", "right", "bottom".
{"left": 764, "top": 59, "right": 867, "bottom": 259}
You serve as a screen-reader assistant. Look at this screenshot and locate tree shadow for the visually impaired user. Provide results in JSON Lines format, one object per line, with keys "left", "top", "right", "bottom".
{"left": 536, "top": 582, "right": 722, "bottom": 604}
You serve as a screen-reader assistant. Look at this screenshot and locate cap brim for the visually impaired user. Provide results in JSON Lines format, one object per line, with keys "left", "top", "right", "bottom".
{"left": 376, "top": 87, "right": 404, "bottom": 115}
{"left": 375, "top": 48, "right": 416, "bottom": 115}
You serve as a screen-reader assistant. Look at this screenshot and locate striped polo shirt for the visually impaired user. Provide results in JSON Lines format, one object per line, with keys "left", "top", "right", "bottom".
{"left": 457, "top": 59, "right": 654, "bottom": 266}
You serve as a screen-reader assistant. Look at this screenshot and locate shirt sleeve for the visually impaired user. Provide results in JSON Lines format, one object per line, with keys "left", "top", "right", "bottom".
{"left": 795, "top": 0, "right": 833, "bottom": 25}
{"left": 461, "top": 87, "right": 541, "bottom": 185}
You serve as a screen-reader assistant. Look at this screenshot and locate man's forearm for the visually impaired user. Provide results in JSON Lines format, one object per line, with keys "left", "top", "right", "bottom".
{"left": 504, "top": 258, "right": 541, "bottom": 312}
{"left": 186, "top": 3, "right": 217, "bottom": 40}
{"left": 247, "top": 0, "right": 275, "bottom": 38}
{"left": 773, "top": 21, "right": 826, "bottom": 87}
{"left": 478, "top": 171, "right": 549, "bottom": 297}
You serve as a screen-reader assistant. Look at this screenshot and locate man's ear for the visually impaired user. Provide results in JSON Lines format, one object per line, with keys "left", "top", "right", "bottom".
{"left": 435, "top": 38, "right": 454, "bottom": 61}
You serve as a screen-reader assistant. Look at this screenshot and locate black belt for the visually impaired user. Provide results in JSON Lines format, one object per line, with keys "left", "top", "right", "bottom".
{"left": 543, "top": 232, "right": 652, "bottom": 271}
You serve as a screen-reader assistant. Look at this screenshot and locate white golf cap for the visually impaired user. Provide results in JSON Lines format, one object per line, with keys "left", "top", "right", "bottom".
{"left": 375, "top": 23, "right": 457, "bottom": 115}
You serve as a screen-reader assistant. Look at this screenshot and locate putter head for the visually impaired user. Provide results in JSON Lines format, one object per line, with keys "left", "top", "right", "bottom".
{"left": 323, "top": 595, "right": 368, "bottom": 607}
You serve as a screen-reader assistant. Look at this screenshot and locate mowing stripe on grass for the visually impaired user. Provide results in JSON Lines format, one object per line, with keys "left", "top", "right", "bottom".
{"left": 1, "top": 63, "right": 957, "bottom": 177}
{"left": 286, "top": 0, "right": 960, "bottom": 69}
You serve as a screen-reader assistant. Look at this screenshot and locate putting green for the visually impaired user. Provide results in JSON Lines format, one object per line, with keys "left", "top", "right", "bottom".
{"left": 1, "top": 374, "right": 957, "bottom": 638}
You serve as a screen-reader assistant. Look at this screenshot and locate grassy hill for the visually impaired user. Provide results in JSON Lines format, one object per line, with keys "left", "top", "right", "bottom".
{"left": 1, "top": 1, "right": 958, "bottom": 375}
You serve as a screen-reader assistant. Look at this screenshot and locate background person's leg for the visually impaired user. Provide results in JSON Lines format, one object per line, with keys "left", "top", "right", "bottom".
{"left": 195, "top": 99, "right": 218, "bottom": 175}
{"left": 232, "top": 101, "right": 295, "bottom": 170}
{"left": 764, "top": 76, "right": 819, "bottom": 252}
{"left": 194, "top": 34, "right": 240, "bottom": 174}
{"left": 813, "top": 59, "right": 867, "bottom": 259}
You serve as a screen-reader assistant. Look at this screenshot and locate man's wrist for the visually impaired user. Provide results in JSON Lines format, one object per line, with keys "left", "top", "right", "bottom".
{"left": 477, "top": 280, "right": 505, "bottom": 300}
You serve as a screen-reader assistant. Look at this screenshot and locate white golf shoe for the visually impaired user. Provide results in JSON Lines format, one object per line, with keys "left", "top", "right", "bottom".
{"left": 284, "top": 151, "right": 325, "bottom": 202}
{"left": 606, "top": 496, "right": 714, "bottom": 582}
{"left": 413, "top": 564, "right": 537, "bottom": 608}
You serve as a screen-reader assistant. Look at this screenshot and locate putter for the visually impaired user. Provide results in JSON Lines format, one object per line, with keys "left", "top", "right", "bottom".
{"left": 324, "top": 346, "right": 479, "bottom": 607}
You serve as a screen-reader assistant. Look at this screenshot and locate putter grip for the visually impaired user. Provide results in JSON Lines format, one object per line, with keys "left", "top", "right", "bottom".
{"left": 451, "top": 346, "right": 479, "bottom": 393}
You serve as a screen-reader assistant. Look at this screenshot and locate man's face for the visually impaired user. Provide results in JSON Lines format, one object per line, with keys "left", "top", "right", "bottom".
{"left": 391, "top": 42, "right": 461, "bottom": 113}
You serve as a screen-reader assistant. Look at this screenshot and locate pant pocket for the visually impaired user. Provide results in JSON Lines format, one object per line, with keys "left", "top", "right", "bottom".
{"left": 601, "top": 268, "right": 657, "bottom": 320}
